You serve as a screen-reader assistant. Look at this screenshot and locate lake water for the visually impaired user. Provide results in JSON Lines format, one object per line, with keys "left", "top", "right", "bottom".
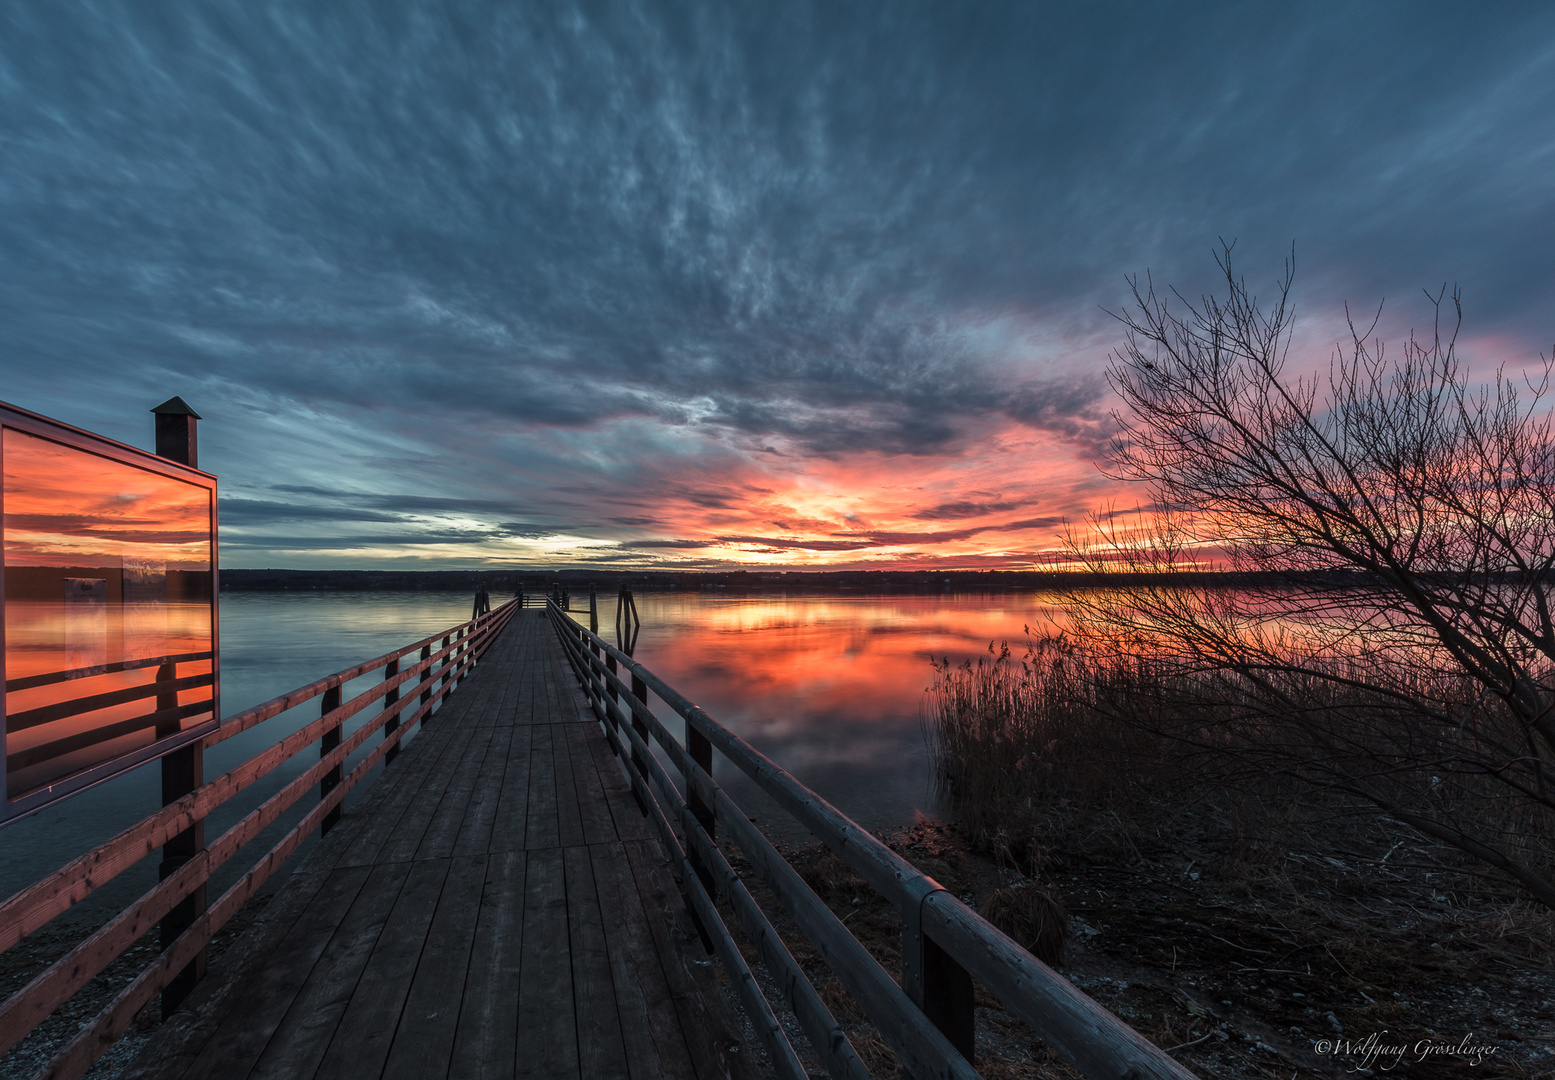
{"left": 2, "top": 588, "right": 1061, "bottom": 922}
{"left": 616, "top": 589, "right": 1063, "bottom": 845}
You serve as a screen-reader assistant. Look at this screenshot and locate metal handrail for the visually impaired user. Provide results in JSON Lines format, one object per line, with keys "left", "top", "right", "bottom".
{"left": 547, "top": 598, "right": 1196, "bottom": 1080}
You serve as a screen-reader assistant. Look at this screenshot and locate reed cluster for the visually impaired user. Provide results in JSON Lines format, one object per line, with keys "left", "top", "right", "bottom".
{"left": 925, "top": 638, "right": 1174, "bottom": 868}
{"left": 925, "top": 636, "right": 1555, "bottom": 908}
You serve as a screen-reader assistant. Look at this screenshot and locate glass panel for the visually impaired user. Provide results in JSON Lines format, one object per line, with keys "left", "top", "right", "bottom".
{"left": 4, "top": 427, "right": 214, "bottom": 802}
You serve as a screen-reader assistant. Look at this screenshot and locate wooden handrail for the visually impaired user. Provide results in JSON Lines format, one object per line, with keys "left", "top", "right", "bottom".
{"left": 547, "top": 599, "right": 1198, "bottom": 1080}
{"left": 0, "top": 599, "right": 519, "bottom": 1080}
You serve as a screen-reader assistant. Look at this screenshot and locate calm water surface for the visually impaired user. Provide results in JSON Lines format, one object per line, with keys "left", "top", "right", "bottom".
{"left": 603, "top": 589, "right": 1064, "bottom": 845}
{"left": 2, "top": 589, "right": 1060, "bottom": 919}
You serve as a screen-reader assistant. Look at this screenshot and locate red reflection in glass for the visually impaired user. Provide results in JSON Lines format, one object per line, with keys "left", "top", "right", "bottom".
{"left": 4, "top": 427, "right": 214, "bottom": 802}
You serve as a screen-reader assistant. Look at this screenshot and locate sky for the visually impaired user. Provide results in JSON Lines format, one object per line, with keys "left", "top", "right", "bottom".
{"left": 3, "top": 2, "right": 1554, "bottom": 570}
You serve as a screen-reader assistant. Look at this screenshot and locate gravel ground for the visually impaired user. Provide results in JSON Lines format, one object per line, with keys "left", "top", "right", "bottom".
{"left": 0, "top": 894, "right": 274, "bottom": 1080}
{"left": 717, "top": 817, "right": 1554, "bottom": 1079}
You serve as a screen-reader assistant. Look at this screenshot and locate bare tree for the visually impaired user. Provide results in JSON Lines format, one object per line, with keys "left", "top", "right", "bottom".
{"left": 1064, "top": 245, "right": 1555, "bottom": 906}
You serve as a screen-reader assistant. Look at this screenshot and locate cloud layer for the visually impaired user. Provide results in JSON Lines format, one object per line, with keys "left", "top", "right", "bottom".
{"left": 3, "top": 2, "right": 1553, "bottom": 567}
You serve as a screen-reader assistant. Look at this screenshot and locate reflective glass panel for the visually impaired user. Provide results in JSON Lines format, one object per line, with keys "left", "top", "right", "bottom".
{"left": 4, "top": 427, "right": 214, "bottom": 803}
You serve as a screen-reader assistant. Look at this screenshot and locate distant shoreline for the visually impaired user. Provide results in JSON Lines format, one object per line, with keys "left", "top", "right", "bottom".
{"left": 216, "top": 567, "right": 1356, "bottom": 592}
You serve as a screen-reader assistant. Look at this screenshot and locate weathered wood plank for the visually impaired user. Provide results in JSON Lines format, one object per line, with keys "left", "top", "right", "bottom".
{"left": 452, "top": 721, "right": 516, "bottom": 858}
{"left": 488, "top": 724, "right": 533, "bottom": 856}
{"left": 515, "top": 847, "right": 577, "bottom": 1079}
{"left": 587, "top": 843, "right": 697, "bottom": 1080}
{"left": 561, "top": 846, "right": 629, "bottom": 1080}
{"left": 414, "top": 723, "right": 498, "bottom": 861}
{"left": 381, "top": 854, "right": 488, "bottom": 1080}
{"left": 523, "top": 725, "right": 560, "bottom": 852}
{"left": 358, "top": 709, "right": 485, "bottom": 867}
{"left": 564, "top": 722, "right": 619, "bottom": 847}
{"left": 588, "top": 722, "right": 655, "bottom": 844}
{"left": 244, "top": 860, "right": 415, "bottom": 1080}
{"left": 171, "top": 865, "right": 374, "bottom": 1080}
{"left": 449, "top": 850, "right": 527, "bottom": 1080}
{"left": 311, "top": 858, "right": 452, "bottom": 1080}
{"left": 552, "top": 727, "right": 587, "bottom": 850}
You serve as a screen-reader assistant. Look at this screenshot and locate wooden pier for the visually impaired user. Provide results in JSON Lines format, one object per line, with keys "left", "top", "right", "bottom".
{"left": 118, "top": 608, "right": 755, "bottom": 1080}
{"left": 6, "top": 593, "right": 1200, "bottom": 1080}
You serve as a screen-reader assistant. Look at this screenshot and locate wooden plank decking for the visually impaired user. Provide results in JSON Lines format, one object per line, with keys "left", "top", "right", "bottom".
{"left": 120, "top": 609, "right": 759, "bottom": 1080}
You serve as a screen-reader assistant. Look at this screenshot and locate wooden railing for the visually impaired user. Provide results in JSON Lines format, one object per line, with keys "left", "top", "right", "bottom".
{"left": 547, "top": 598, "right": 1197, "bottom": 1080}
{"left": 0, "top": 599, "right": 519, "bottom": 1080}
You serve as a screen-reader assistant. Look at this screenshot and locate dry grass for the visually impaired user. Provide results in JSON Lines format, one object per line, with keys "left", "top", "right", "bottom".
{"left": 980, "top": 886, "right": 1068, "bottom": 966}
{"left": 918, "top": 638, "right": 1555, "bottom": 1078}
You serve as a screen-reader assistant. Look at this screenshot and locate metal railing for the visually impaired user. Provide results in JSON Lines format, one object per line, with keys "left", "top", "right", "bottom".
{"left": 0, "top": 599, "right": 519, "bottom": 1080}
{"left": 547, "top": 597, "right": 1196, "bottom": 1080}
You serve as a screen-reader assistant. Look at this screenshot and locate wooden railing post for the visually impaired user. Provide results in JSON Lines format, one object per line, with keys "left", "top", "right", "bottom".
{"left": 383, "top": 657, "right": 401, "bottom": 764}
{"left": 418, "top": 643, "right": 433, "bottom": 721}
{"left": 457, "top": 626, "right": 469, "bottom": 684}
{"left": 604, "top": 652, "right": 620, "bottom": 749}
{"left": 319, "top": 684, "right": 343, "bottom": 835}
{"left": 904, "top": 928, "right": 976, "bottom": 1065}
{"left": 587, "top": 587, "right": 601, "bottom": 686}
{"left": 158, "top": 731, "right": 205, "bottom": 1019}
{"left": 686, "top": 724, "right": 716, "bottom": 897}
{"left": 440, "top": 634, "right": 453, "bottom": 692}
{"left": 630, "top": 671, "right": 651, "bottom": 815}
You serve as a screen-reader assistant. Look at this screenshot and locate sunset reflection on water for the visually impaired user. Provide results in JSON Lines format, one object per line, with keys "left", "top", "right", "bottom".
{"left": 614, "top": 590, "right": 1065, "bottom": 839}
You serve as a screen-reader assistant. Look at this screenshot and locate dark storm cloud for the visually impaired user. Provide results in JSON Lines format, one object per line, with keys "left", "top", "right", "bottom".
{"left": 623, "top": 538, "right": 712, "bottom": 549}
{"left": 3, "top": 2, "right": 1554, "bottom": 563}
{"left": 913, "top": 500, "right": 1026, "bottom": 521}
{"left": 716, "top": 514, "right": 1065, "bottom": 551}
{"left": 716, "top": 536, "right": 875, "bottom": 552}
{"left": 219, "top": 498, "right": 406, "bottom": 525}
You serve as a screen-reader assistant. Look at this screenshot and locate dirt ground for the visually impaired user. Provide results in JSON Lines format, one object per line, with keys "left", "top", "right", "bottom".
{"left": 735, "top": 816, "right": 1555, "bottom": 1080}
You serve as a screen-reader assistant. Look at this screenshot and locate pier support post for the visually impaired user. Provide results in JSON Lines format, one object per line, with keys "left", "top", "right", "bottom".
{"left": 151, "top": 396, "right": 206, "bottom": 1018}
